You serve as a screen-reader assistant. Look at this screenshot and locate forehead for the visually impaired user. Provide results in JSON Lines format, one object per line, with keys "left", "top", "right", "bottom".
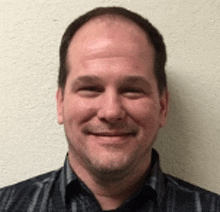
{"left": 67, "top": 15, "right": 154, "bottom": 60}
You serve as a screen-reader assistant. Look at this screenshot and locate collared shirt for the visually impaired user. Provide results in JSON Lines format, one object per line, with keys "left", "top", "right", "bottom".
{"left": 0, "top": 149, "right": 219, "bottom": 211}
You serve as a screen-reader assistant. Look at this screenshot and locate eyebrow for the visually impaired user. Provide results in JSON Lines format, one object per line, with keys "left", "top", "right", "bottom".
{"left": 72, "top": 75, "right": 152, "bottom": 89}
{"left": 71, "top": 75, "right": 101, "bottom": 89}
{"left": 120, "top": 76, "right": 151, "bottom": 88}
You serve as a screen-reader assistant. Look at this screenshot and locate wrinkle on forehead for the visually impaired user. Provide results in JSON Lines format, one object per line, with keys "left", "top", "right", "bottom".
{"left": 66, "top": 15, "right": 155, "bottom": 77}
{"left": 68, "top": 19, "right": 154, "bottom": 61}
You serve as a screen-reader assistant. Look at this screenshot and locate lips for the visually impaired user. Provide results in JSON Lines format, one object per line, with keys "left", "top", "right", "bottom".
{"left": 85, "top": 131, "right": 136, "bottom": 147}
{"left": 82, "top": 124, "right": 138, "bottom": 137}
{"left": 88, "top": 131, "right": 137, "bottom": 137}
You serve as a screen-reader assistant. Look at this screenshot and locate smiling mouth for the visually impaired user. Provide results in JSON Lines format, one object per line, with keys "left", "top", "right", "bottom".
{"left": 82, "top": 126, "right": 138, "bottom": 137}
{"left": 89, "top": 131, "right": 137, "bottom": 137}
{"left": 85, "top": 131, "right": 137, "bottom": 146}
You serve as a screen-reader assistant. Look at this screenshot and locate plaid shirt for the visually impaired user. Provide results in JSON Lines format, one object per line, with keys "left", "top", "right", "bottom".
{"left": 0, "top": 149, "right": 219, "bottom": 211}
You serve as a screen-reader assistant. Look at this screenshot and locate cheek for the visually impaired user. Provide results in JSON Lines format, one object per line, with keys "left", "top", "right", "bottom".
{"left": 63, "top": 96, "right": 96, "bottom": 125}
{"left": 124, "top": 99, "right": 160, "bottom": 128}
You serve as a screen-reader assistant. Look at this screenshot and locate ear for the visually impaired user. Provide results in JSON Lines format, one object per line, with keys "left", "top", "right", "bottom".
{"left": 159, "top": 88, "right": 169, "bottom": 128}
{"left": 56, "top": 88, "right": 64, "bottom": 124}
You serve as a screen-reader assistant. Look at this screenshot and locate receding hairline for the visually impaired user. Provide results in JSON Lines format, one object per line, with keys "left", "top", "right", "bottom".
{"left": 72, "top": 13, "right": 154, "bottom": 45}
{"left": 81, "top": 13, "right": 143, "bottom": 25}
{"left": 65, "top": 14, "right": 156, "bottom": 81}
{"left": 66, "top": 14, "right": 155, "bottom": 63}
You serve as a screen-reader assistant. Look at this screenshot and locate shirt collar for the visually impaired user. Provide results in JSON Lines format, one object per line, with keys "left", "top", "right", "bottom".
{"left": 60, "top": 149, "right": 165, "bottom": 205}
{"left": 144, "top": 149, "right": 166, "bottom": 204}
{"left": 59, "top": 155, "right": 78, "bottom": 204}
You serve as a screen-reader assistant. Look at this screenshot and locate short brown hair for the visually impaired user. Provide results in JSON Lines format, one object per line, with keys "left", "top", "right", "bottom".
{"left": 58, "top": 6, "right": 167, "bottom": 95}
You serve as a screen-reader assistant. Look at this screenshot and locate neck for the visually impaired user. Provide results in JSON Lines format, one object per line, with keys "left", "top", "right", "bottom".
{"left": 68, "top": 153, "right": 151, "bottom": 210}
{"left": 91, "top": 170, "right": 148, "bottom": 210}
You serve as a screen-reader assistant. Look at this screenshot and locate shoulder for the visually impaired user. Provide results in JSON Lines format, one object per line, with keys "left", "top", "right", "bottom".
{"left": 165, "top": 173, "right": 219, "bottom": 196}
{"left": 0, "top": 169, "right": 60, "bottom": 193}
{"left": 0, "top": 169, "right": 61, "bottom": 211}
{"left": 163, "top": 173, "right": 220, "bottom": 210}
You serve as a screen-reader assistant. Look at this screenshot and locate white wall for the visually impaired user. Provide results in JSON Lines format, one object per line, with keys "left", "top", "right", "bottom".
{"left": 1, "top": 0, "right": 219, "bottom": 194}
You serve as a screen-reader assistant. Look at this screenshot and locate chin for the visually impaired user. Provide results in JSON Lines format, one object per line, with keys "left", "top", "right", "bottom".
{"left": 85, "top": 153, "right": 134, "bottom": 182}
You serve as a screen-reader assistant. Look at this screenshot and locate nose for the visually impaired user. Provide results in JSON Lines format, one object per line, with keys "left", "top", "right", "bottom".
{"left": 97, "top": 90, "right": 125, "bottom": 123}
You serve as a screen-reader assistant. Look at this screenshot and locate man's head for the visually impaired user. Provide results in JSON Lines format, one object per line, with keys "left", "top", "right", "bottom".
{"left": 58, "top": 7, "right": 167, "bottom": 95}
{"left": 56, "top": 7, "right": 169, "bottom": 181}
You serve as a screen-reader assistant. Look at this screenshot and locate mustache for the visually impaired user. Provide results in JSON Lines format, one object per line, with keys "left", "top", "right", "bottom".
{"left": 82, "top": 124, "right": 139, "bottom": 136}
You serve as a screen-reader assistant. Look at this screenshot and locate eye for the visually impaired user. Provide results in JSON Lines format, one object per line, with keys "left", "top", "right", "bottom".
{"left": 77, "top": 86, "right": 103, "bottom": 97}
{"left": 121, "top": 87, "right": 145, "bottom": 98}
{"left": 81, "top": 86, "right": 100, "bottom": 92}
{"left": 124, "top": 88, "right": 143, "bottom": 93}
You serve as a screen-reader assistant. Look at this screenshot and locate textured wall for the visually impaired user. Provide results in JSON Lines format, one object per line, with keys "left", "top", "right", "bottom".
{"left": 1, "top": 0, "right": 220, "bottom": 194}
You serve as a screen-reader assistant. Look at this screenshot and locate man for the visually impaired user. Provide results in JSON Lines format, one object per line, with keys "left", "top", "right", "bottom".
{"left": 0, "top": 6, "right": 219, "bottom": 212}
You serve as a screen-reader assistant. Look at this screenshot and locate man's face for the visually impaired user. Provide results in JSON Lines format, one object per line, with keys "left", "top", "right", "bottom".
{"left": 56, "top": 17, "right": 168, "bottom": 177}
